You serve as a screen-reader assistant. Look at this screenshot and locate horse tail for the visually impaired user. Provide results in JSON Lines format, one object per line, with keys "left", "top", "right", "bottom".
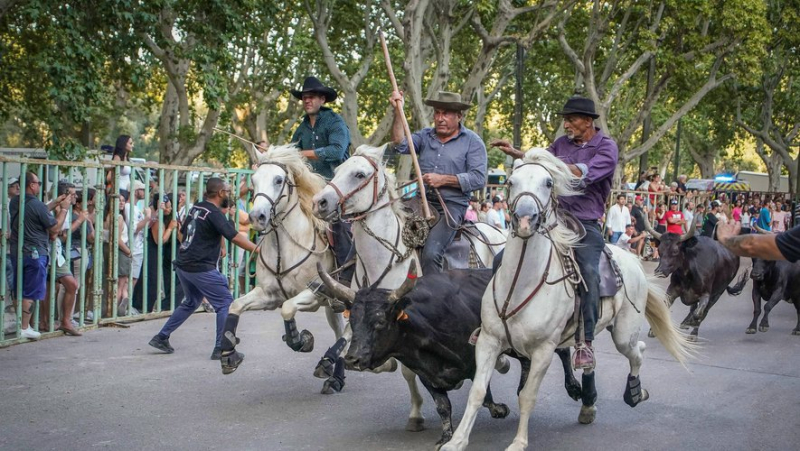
{"left": 644, "top": 282, "right": 698, "bottom": 368}
{"left": 726, "top": 268, "right": 750, "bottom": 296}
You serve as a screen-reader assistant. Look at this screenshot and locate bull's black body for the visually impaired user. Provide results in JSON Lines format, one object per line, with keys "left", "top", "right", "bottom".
{"left": 654, "top": 234, "right": 748, "bottom": 340}
{"left": 748, "top": 259, "right": 800, "bottom": 335}
{"left": 344, "top": 269, "right": 520, "bottom": 446}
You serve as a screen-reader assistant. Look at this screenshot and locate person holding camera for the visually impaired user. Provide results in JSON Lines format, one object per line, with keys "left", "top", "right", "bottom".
{"left": 133, "top": 193, "right": 183, "bottom": 313}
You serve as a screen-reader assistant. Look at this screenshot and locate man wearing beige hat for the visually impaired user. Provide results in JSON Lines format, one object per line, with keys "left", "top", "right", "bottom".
{"left": 389, "top": 90, "right": 488, "bottom": 274}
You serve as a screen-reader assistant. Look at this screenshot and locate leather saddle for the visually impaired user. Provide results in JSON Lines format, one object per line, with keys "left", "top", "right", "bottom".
{"left": 401, "top": 196, "right": 496, "bottom": 270}
{"left": 556, "top": 210, "right": 622, "bottom": 298}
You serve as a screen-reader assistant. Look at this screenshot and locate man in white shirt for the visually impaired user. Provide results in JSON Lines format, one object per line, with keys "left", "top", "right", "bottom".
{"left": 616, "top": 224, "right": 645, "bottom": 255}
{"left": 682, "top": 201, "right": 695, "bottom": 232}
{"left": 486, "top": 196, "right": 505, "bottom": 229}
{"left": 606, "top": 194, "right": 630, "bottom": 244}
{"left": 124, "top": 181, "right": 152, "bottom": 287}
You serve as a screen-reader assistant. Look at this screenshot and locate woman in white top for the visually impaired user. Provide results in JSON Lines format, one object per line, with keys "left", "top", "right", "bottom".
{"left": 106, "top": 135, "right": 134, "bottom": 193}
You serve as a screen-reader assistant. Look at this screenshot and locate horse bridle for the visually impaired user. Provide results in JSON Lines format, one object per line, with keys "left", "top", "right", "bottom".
{"left": 252, "top": 161, "right": 298, "bottom": 228}
{"left": 506, "top": 163, "right": 558, "bottom": 238}
{"left": 326, "top": 155, "right": 388, "bottom": 221}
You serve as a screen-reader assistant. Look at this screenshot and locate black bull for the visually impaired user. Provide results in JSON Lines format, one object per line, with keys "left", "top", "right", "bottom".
{"left": 317, "top": 263, "right": 582, "bottom": 447}
{"left": 646, "top": 223, "right": 748, "bottom": 340}
{"left": 748, "top": 258, "right": 800, "bottom": 335}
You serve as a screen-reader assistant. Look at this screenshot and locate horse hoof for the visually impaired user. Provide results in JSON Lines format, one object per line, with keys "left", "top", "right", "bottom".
{"left": 759, "top": 325, "right": 769, "bottom": 333}
{"left": 299, "top": 330, "right": 315, "bottom": 352}
{"left": 679, "top": 323, "right": 690, "bottom": 330}
{"left": 745, "top": 328, "right": 756, "bottom": 334}
{"left": 405, "top": 417, "right": 424, "bottom": 432}
{"left": 321, "top": 376, "right": 344, "bottom": 395}
{"left": 454, "top": 380, "right": 464, "bottom": 390}
{"left": 792, "top": 330, "right": 800, "bottom": 336}
{"left": 566, "top": 382, "right": 583, "bottom": 402}
{"left": 647, "top": 329, "right": 656, "bottom": 338}
{"left": 496, "top": 356, "right": 511, "bottom": 374}
{"left": 489, "top": 403, "right": 510, "bottom": 419}
{"left": 220, "top": 351, "right": 245, "bottom": 375}
{"left": 314, "top": 357, "right": 335, "bottom": 379}
{"left": 641, "top": 388, "right": 650, "bottom": 402}
{"left": 578, "top": 405, "right": 596, "bottom": 424}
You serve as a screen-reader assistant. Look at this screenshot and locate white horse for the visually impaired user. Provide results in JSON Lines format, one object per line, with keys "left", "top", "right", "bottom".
{"left": 219, "top": 144, "right": 345, "bottom": 394}
{"left": 441, "top": 148, "right": 696, "bottom": 451}
{"left": 311, "top": 143, "right": 507, "bottom": 431}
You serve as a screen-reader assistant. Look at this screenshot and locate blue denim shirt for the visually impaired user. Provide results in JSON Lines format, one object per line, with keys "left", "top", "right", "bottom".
{"left": 291, "top": 107, "right": 350, "bottom": 180}
{"left": 549, "top": 128, "right": 619, "bottom": 221}
{"left": 395, "top": 124, "right": 487, "bottom": 207}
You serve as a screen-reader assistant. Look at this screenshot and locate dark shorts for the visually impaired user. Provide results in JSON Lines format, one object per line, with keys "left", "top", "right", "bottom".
{"left": 10, "top": 255, "right": 50, "bottom": 301}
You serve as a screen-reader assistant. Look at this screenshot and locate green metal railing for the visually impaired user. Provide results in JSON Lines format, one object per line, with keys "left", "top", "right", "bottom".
{"left": 0, "top": 156, "right": 254, "bottom": 347}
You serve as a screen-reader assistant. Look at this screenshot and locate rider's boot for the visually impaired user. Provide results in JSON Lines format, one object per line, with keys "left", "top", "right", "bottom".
{"left": 282, "top": 318, "right": 314, "bottom": 352}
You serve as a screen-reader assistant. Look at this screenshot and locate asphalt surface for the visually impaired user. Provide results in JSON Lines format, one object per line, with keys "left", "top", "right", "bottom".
{"left": 1, "top": 260, "right": 799, "bottom": 451}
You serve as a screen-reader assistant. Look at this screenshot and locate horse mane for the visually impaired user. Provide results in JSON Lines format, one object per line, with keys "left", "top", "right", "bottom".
{"left": 257, "top": 144, "right": 327, "bottom": 231}
{"left": 353, "top": 144, "right": 409, "bottom": 221}
{"left": 520, "top": 147, "right": 583, "bottom": 254}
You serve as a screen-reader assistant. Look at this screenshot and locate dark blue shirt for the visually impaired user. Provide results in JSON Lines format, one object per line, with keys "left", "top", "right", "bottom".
{"left": 395, "top": 124, "right": 487, "bottom": 207}
{"left": 291, "top": 107, "right": 350, "bottom": 180}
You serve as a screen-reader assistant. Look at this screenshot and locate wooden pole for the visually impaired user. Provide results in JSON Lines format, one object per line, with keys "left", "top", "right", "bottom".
{"left": 379, "top": 29, "right": 432, "bottom": 221}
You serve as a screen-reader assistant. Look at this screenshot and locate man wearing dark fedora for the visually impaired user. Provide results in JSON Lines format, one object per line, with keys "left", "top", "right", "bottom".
{"left": 290, "top": 76, "right": 354, "bottom": 283}
{"left": 491, "top": 95, "right": 619, "bottom": 370}
{"left": 389, "top": 90, "right": 488, "bottom": 274}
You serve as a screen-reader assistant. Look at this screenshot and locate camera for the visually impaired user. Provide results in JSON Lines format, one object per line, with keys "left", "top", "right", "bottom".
{"left": 163, "top": 195, "right": 170, "bottom": 203}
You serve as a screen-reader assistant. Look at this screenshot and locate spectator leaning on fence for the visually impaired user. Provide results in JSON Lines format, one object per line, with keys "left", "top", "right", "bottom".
{"left": 682, "top": 201, "right": 695, "bottom": 230}
{"left": 45, "top": 182, "right": 83, "bottom": 336}
{"left": 486, "top": 196, "right": 506, "bottom": 229}
{"left": 665, "top": 199, "right": 685, "bottom": 234}
{"left": 106, "top": 193, "right": 133, "bottom": 315}
{"left": 125, "top": 181, "right": 152, "bottom": 298}
{"left": 71, "top": 188, "right": 96, "bottom": 323}
{"left": 148, "top": 177, "right": 257, "bottom": 361}
{"left": 606, "top": 194, "right": 630, "bottom": 244}
{"left": 9, "top": 172, "right": 70, "bottom": 340}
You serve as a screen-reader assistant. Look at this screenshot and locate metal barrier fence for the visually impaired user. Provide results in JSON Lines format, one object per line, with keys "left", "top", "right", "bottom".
{"left": 0, "top": 156, "right": 254, "bottom": 347}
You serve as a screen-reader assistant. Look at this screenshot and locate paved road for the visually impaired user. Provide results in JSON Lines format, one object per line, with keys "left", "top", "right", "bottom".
{"left": 2, "top": 261, "right": 799, "bottom": 451}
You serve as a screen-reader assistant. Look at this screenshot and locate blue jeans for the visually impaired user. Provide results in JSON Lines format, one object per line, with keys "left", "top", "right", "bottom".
{"left": 609, "top": 231, "right": 623, "bottom": 244}
{"left": 158, "top": 268, "right": 233, "bottom": 348}
{"left": 422, "top": 201, "right": 466, "bottom": 274}
{"left": 575, "top": 221, "right": 604, "bottom": 342}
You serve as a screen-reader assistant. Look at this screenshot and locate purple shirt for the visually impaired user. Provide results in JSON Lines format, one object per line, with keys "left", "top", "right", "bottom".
{"left": 548, "top": 128, "right": 618, "bottom": 221}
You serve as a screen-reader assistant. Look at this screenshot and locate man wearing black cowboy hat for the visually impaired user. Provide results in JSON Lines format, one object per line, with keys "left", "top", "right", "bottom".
{"left": 491, "top": 95, "right": 619, "bottom": 370}
{"left": 389, "top": 90, "right": 488, "bottom": 274}
{"left": 290, "top": 76, "right": 354, "bottom": 282}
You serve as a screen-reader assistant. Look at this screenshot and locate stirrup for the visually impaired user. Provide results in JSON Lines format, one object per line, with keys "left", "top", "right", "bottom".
{"left": 572, "top": 343, "right": 596, "bottom": 370}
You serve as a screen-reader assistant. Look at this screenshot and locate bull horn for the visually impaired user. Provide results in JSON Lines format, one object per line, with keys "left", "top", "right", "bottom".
{"left": 316, "top": 262, "right": 355, "bottom": 305}
{"left": 679, "top": 216, "right": 699, "bottom": 242}
{"left": 643, "top": 219, "right": 662, "bottom": 240}
{"left": 388, "top": 260, "right": 419, "bottom": 303}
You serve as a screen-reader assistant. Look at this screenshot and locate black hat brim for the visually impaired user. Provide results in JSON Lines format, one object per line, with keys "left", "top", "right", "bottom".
{"left": 556, "top": 108, "right": 599, "bottom": 119}
{"left": 291, "top": 87, "right": 338, "bottom": 103}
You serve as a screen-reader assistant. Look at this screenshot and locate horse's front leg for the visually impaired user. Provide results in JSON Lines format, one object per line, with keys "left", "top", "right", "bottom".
{"left": 220, "top": 286, "right": 277, "bottom": 375}
{"left": 280, "top": 288, "right": 319, "bottom": 353}
{"left": 555, "top": 347, "right": 582, "bottom": 401}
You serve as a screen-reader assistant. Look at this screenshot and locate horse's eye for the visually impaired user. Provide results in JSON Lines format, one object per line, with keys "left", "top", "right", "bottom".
{"left": 546, "top": 179, "right": 553, "bottom": 189}
{"left": 275, "top": 176, "right": 283, "bottom": 185}
{"left": 355, "top": 172, "right": 366, "bottom": 180}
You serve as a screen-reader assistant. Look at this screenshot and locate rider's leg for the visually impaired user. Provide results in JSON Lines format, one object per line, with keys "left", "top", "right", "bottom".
{"left": 573, "top": 221, "right": 604, "bottom": 368}
{"left": 421, "top": 202, "right": 464, "bottom": 274}
{"left": 330, "top": 220, "right": 354, "bottom": 284}
{"left": 492, "top": 249, "right": 504, "bottom": 274}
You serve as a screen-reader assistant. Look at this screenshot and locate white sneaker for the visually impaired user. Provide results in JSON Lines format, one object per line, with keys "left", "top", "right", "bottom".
{"left": 21, "top": 327, "right": 42, "bottom": 340}
{"left": 85, "top": 311, "right": 94, "bottom": 322}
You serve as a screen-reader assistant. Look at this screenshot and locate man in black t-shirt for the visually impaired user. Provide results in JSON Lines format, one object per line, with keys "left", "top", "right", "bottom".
{"left": 718, "top": 221, "right": 800, "bottom": 262}
{"left": 149, "top": 178, "right": 257, "bottom": 360}
{"left": 701, "top": 201, "right": 720, "bottom": 239}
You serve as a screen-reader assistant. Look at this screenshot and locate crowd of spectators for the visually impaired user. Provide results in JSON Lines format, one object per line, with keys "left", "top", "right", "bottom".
{"left": 603, "top": 171, "right": 794, "bottom": 261}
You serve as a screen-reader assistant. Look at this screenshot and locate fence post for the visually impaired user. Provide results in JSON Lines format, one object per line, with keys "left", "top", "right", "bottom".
{"left": 0, "top": 161, "right": 7, "bottom": 341}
